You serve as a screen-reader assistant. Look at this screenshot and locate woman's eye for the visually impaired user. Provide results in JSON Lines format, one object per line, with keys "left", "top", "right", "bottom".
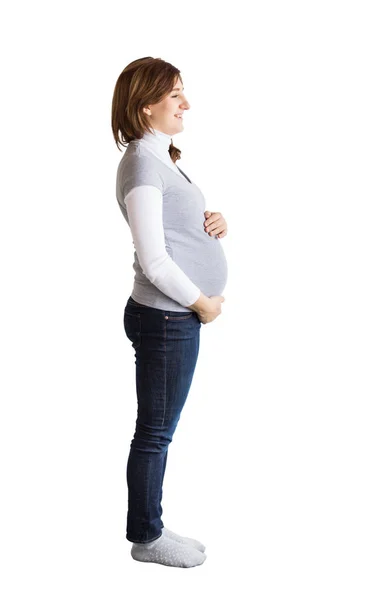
{"left": 172, "top": 94, "right": 179, "bottom": 98}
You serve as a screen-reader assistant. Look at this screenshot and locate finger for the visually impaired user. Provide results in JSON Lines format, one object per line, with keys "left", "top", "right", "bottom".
{"left": 204, "top": 217, "right": 218, "bottom": 227}
{"left": 204, "top": 213, "right": 221, "bottom": 227}
{"left": 205, "top": 220, "right": 224, "bottom": 232}
{"left": 205, "top": 218, "right": 223, "bottom": 230}
{"left": 208, "top": 226, "right": 226, "bottom": 236}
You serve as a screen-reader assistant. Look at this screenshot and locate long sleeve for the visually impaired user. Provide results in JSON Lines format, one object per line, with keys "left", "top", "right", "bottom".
{"left": 124, "top": 184, "right": 202, "bottom": 307}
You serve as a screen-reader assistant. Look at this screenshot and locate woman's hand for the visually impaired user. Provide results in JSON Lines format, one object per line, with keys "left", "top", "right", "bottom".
{"left": 197, "top": 295, "right": 225, "bottom": 324}
{"left": 204, "top": 211, "right": 228, "bottom": 239}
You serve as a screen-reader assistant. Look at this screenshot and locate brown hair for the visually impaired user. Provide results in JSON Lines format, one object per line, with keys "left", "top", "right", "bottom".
{"left": 111, "top": 57, "right": 183, "bottom": 163}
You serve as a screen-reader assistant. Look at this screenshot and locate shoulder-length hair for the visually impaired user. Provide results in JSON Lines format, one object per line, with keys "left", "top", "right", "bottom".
{"left": 111, "top": 56, "right": 183, "bottom": 163}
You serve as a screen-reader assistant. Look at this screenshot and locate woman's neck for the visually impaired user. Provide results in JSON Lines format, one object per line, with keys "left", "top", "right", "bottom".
{"left": 137, "top": 128, "right": 178, "bottom": 171}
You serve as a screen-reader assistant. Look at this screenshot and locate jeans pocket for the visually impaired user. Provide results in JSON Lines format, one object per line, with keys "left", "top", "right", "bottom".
{"left": 165, "top": 312, "right": 194, "bottom": 321}
{"left": 124, "top": 311, "right": 141, "bottom": 349}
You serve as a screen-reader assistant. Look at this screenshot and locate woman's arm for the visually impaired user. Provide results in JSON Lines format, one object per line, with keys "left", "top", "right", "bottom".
{"left": 125, "top": 184, "right": 202, "bottom": 308}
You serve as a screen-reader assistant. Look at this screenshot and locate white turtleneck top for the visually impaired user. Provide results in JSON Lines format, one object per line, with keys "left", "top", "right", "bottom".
{"left": 115, "top": 127, "right": 228, "bottom": 311}
{"left": 134, "top": 128, "right": 182, "bottom": 177}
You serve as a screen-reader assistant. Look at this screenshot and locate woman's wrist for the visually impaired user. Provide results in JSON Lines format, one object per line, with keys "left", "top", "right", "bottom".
{"left": 187, "top": 292, "right": 211, "bottom": 313}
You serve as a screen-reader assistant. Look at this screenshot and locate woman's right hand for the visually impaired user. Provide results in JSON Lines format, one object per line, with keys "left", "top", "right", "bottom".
{"left": 197, "top": 296, "right": 225, "bottom": 324}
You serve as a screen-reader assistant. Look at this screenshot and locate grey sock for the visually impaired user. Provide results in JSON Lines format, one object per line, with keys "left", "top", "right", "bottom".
{"left": 162, "top": 526, "right": 206, "bottom": 552}
{"left": 131, "top": 531, "right": 206, "bottom": 568}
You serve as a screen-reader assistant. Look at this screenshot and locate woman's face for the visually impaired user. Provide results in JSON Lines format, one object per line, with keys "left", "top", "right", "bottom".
{"left": 144, "top": 77, "right": 190, "bottom": 136}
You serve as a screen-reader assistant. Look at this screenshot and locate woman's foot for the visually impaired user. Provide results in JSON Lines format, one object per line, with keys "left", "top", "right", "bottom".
{"left": 131, "top": 531, "right": 206, "bottom": 568}
{"left": 161, "top": 526, "right": 206, "bottom": 552}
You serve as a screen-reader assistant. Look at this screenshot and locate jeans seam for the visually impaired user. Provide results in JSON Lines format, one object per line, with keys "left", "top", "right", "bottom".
{"left": 144, "top": 457, "right": 150, "bottom": 540}
{"left": 161, "top": 318, "right": 167, "bottom": 428}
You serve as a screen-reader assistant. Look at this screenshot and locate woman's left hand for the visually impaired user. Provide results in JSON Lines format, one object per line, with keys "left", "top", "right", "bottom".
{"left": 204, "top": 211, "right": 228, "bottom": 239}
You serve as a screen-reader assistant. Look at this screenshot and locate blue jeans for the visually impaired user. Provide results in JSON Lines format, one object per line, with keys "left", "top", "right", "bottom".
{"left": 123, "top": 295, "right": 202, "bottom": 543}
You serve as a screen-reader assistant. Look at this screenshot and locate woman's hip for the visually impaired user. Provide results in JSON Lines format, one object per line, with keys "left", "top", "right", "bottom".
{"left": 124, "top": 295, "right": 201, "bottom": 357}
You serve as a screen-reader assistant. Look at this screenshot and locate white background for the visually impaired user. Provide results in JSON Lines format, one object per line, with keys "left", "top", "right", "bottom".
{"left": 1, "top": 1, "right": 372, "bottom": 598}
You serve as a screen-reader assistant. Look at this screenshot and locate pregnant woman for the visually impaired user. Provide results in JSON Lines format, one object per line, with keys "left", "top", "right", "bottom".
{"left": 111, "top": 57, "right": 228, "bottom": 568}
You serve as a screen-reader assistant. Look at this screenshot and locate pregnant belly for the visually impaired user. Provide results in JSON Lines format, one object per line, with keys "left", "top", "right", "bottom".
{"left": 172, "top": 237, "right": 228, "bottom": 297}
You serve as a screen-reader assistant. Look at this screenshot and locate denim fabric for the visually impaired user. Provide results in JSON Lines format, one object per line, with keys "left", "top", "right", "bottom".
{"left": 123, "top": 295, "right": 202, "bottom": 543}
